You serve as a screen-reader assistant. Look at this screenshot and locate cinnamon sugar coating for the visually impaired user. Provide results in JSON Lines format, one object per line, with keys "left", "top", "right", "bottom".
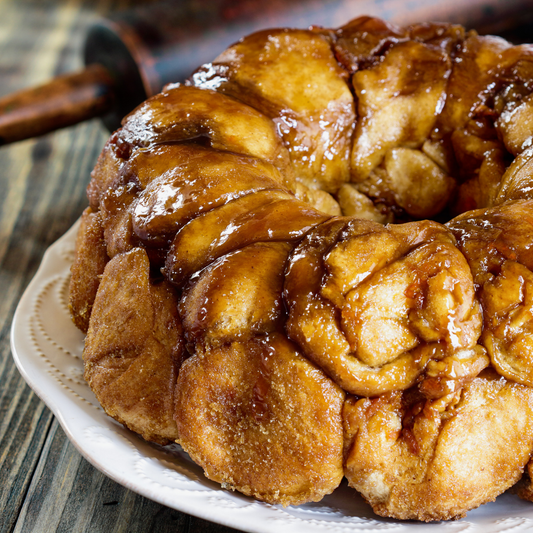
{"left": 69, "top": 16, "right": 533, "bottom": 519}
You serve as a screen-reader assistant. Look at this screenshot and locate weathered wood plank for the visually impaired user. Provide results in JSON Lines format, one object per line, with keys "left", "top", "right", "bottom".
{"left": 0, "top": 1, "right": 88, "bottom": 530}
{"left": 0, "top": 0, "right": 241, "bottom": 531}
{"left": 0, "top": 377, "right": 53, "bottom": 533}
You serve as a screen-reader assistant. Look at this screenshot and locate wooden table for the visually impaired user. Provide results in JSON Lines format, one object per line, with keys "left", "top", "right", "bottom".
{"left": 1, "top": 1, "right": 532, "bottom": 532}
{"left": 0, "top": 0, "right": 241, "bottom": 531}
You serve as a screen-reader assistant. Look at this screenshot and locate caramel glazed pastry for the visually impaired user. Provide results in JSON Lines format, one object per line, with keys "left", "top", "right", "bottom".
{"left": 68, "top": 15, "right": 533, "bottom": 521}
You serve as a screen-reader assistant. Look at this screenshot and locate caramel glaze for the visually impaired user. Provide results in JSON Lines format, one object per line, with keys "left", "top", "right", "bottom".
{"left": 70, "top": 15, "right": 533, "bottom": 520}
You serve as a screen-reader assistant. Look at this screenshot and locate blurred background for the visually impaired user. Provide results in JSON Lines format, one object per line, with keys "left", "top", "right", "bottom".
{"left": 0, "top": 1, "right": 532, "bottom": 531}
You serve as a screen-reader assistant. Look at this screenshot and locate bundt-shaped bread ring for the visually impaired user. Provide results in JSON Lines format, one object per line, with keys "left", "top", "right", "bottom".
{"left": 69, "top": 15, "right": 533, "bottom": 521}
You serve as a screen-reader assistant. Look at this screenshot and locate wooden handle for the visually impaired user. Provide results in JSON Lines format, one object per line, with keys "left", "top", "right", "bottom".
{"left": 0, "top": 64, "right": 115, "bottom": 145}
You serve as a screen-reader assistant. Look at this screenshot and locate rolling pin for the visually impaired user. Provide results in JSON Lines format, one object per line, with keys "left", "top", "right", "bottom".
{"left": 0, "top": 0, "right": 530, "bottom": 145}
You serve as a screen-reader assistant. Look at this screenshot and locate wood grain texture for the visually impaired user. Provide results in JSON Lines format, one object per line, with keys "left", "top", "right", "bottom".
{"left": 0, "top": 0, "right": 238, "bottom": 531}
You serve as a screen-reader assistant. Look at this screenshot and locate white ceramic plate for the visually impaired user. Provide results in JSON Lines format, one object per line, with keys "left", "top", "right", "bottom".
{"left": 10, "top": 221, "right": 533, "bottom": 532}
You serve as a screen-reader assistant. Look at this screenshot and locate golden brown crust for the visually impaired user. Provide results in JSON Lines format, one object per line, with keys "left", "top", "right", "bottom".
{"left": 175, "top": 334, "right": 345, "bottom": 506}
{"left": 343, "top": 370, "right": 533, "bottom": 521}
{"left": 86, "top": 133, "right": 126, "bottom": 211}
{"left": 494, "top": 147, "right": 533, "bottom": 204}
{"left": 68, "top": 207, "right": 109, "bottom": 333}
{"left": 513, "top": 460, "right": 533, "bottom": 502}
{"left": 84, "top": 248, "right": 184, "bottom": 444}
{"left": 293, "top": 182, "right": 342, "bottom": 216}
